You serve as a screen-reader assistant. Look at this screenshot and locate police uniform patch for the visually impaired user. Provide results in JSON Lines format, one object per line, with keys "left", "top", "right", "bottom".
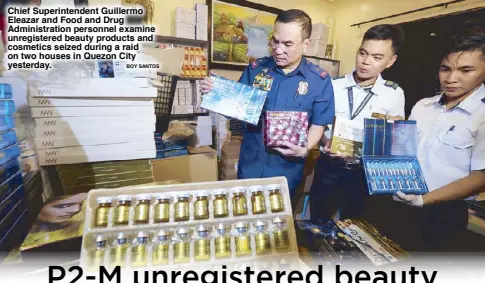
{"left": 298, "top": 81, "right": 309, "bottom": 95}
{"left": 306, "top": 61, "right": 328, "bottom": 80}
{"left": 253, "top": 72, "right": 274, "bottom": 91}
{"left": 384, "top": 80, "right": 399, "bottom": 90}
{"left": 250, "top": 57, "right": 271, "bottom": 69}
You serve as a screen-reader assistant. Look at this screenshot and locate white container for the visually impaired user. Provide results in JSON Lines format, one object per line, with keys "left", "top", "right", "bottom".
{"left": 195, "top": 3, "right": 208, "bottom": 24}
{"left": 175, "top": 7, "right": 196, "bottom": 25}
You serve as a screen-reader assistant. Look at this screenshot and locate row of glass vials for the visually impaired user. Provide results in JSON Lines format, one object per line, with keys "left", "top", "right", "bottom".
{"left": 93, "top": 185, "right": 286, "bottom": 228}
{"left": 87, "top": 218, "right": 292, "bottom": 268}
{"left": 365, "top": 160, "right": 426, "bottom": 192}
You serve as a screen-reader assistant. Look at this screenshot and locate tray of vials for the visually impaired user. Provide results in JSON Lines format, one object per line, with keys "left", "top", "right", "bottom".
{"left": 79, "top": 177, "right": 298, "bottom": 270}
{"left": 363, "top": 157, "right": 428, "bottom": 195}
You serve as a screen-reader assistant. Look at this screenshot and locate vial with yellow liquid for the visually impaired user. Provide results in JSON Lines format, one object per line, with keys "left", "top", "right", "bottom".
{"left": 113, "top": 195, "right": 132, "bottom": 226}
{"left": 174, "top": 194, "right": 190, "bottom": 222}
{"left": 232, "top": 187, "right": 248, "bottom": 216}
{"left": 268, "top": 184, "right": 285, "bottom": 213}
{"left": 134, "top": 194, "right": 151, "bottom": 224}
{"left": 152, "top": 230, "right": 170, "bottom": 265}
{"left": 90, "top": 234, "right": 108, "bottom": 269}
{"left": 194, "top": 225, "right": 211, "bottom": 261}
{"left": 94, "top": 197, "right": 112, "bottom": 228}
{"left": 131, "top": 231, "right": 149, "bottom": 268}
{"left": 254, "top": 220, "right": 271, "bottom": 255}
{"left": 174, "top": 228, "right": 191, "bottom": 263}
{"left": 154, "top": 194, "right": 171, "bottom": 223}
{"left": 235, "top": 222, "right": 251, "bottom": 257}
{"left": 215, "top": 223, "right": 231, "bottom": 259}
{"left": 272, "top": 217, "right": 290, "bottom": 252}
{"left": 110, "top": 232, "right": 129, "bottom": 267}
{"left": 213, "top": 190, "right": 229, "bottom": 218}
{"left": 250, "top": 186, "right": 266, "bottom": 214}
{"left": 194, "top": 191, "right": 209, "bottom": 220}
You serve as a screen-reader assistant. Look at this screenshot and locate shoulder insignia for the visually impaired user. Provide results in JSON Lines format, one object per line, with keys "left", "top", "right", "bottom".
{"left": 250, "top": 57, "right": 270, "bottom": 69}
{"left": 306, "top": 60, "right": 328, "bottom": 80}
{"left": 384, "top": 80, "right": 399, "bottom": 90}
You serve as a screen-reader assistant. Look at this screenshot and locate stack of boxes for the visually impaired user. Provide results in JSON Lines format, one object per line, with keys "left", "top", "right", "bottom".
{"left": 154, "top": 133, "right": 188, "bottom": 159}
{"left": 210, "top": 112, "right": 230, "bottom": 157}
{"left": 195, "top": 3, "right": 208, "bottom": 41}
{"left": 0, "top": 83, "right": 29, "bottom": 250}
{"left": 305, "top": 23, "right": 330, "bottom": 58}
{"left": 195, "top": 80, "right": 207, "bottom": 114}
{"left": 219, "top": 137, "right": 241, "bottom": 180}
{"left": 173, "top": 4, "right": 208, "bottom": 41}
{"left": 172, "top": 80, "right": 194, "bottom": 115}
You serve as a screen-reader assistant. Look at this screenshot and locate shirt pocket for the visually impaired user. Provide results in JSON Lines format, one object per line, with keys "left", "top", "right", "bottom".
{"left": 435, "top": 130, "right": 474, "bottom": 168}
{"left": 286, "top": 93, "right": 314, "bottom": 111}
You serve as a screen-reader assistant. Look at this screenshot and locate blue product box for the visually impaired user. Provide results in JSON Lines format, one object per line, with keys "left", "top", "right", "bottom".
{"left": 0, "top": 171, "right": 23, "bottom": 203}
{"left": 362, "top": 118, "right": 428, "bottom": 196}
{"left": 0, "top": 84, "right": 13, "bottom": 99}
{"left": 201, "top": 75, "right": 267, "bottom": 125}
{"left": 155, "top": 139, "right": 188, "bottom": 151}
{"left": 0, "top": 130, "right": 17, "bottom": 150}
{"left": 0, "top": 185, "right": 24, "bottom": 222}
{"left": 0, "top": 159, "right": 20, "bottom": 184}
{"left": 0, "top": 116, "right": 15, "bottom": 133}
{"left": 0, "top": 100, "right": 16, "bottom": 116}
{"left": 0, "top": 144, "right": 21, "bottom": 167}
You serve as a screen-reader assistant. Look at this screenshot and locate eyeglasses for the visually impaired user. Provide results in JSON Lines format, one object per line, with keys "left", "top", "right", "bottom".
{"left": 268, "top": 39, "right": 303, "bottom": 52}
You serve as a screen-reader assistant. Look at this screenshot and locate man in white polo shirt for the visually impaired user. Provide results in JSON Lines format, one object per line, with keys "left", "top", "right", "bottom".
{"left": 310, "top": 24, "right": 406, "bottom": 221}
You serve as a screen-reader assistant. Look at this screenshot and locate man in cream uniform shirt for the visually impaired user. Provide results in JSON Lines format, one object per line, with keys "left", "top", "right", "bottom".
{"left": 310, "top": 24, "right": 406, "bottom": 221}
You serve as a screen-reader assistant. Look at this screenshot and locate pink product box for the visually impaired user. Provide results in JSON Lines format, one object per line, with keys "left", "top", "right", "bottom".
{"left": 264, "top": 111, "right": 309, "bottom": 147}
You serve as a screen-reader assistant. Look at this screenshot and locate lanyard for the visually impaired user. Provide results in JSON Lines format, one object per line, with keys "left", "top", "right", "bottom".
{"left": 348, "top": 87, "right": 374, "bottom": 120}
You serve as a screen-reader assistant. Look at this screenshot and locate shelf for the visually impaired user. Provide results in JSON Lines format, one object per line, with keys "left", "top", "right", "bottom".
{"left": 154, "top": 35, "right": 208, "bottom": 47}
{"left": 170, "top": 113, "right": 209, "bottom": 119}
{"left": 157, "top": 72, "right": 205, "bottom": 81}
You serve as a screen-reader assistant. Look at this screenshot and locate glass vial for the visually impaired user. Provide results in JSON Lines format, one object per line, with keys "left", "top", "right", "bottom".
{"left": 94, "top": 197, "right": 112, "bottom": 228}
{"left": 235, "top": 222, "right": 251, "bottom": 257}
{"left": 194, "top": 191, "right": 209, "bottom": 220}
{"left": 268, "top": 184, "right": 285, "bottom": 213}
{"left": 232, "top": 187, "right": 248, "bottom": 216}
{"left": 91, "top": 234, "right": 107, "bottom": 269}
{"left": 152, "top": 230, "right": 170, "bottom": 265}
{"left": 110, "top": 232, "right": 129, "bottom": 267}
{"left": 194, "top": 225, "right": 211, "bottom": 261}
{"left": 254, "top": 220, "right": 271, "bottom": 255}
{"left": 113, "top": 195, "right": 132, "bottom": 226}
{"left": 131, "top": 231, "right": 149, "bottom": 268}
{"left": 213, "top": 190, "right": 229, "bottom": 218}
{"left": 273, "top": 217, "right": 290, "bottom": 252}
{"left": 174, "top": 194, "right": 190, "bottom": 222}
{"left": 154, "top": 195, "right": 171, "bottom": 223}
{"left": 215, "top": 223, "right": 231, "bottom": 259}
{"left": 174, "top": 228, "right": 191, "bottom": 263}
{"left": 134, "top": 194, "right": 151, "bottom": 224}
{"left": 250, "top": 186, "right": 266, "bottom": 214}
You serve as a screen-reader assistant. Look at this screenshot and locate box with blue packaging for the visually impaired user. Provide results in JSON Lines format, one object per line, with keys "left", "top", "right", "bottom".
{"left": 0, "top": 130, "right": 17, "bottom": 150}
{"left": 200, "top": 75, "right": 267, "bottom": 125}
{"left": 0, "top": 116, "right": 15, "bottom": 133}
{"left": 0, "top": 100, "right": 16, "bottom": 116}
{"left": 362, "top": 118, "right": 428, "bottom": 196}
{"left": 0, "top": 144, "right": 21, "bottom": 167}
{"left": 0, "top": 84, "right": 13, "bottom": 99}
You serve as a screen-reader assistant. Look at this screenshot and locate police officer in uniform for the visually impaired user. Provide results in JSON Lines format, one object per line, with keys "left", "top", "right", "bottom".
{"left": 389, "top": 22, "right": 485, "bottom": 251}
{"left": 202, "top": 9, "right": 335, "bottom": 197}
{"left": 310, "top": 24, "right": 406, "bottom": 220}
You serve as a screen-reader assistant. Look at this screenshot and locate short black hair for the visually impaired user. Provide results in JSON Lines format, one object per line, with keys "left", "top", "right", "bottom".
{"left": 275, "top": 9, "right": 312, "bottom": 40}
{"left": 443, "top": 20, "right": 485, "bottom": 59}
{"left": 363, "top": 24, "right": 405, "bottom": 55}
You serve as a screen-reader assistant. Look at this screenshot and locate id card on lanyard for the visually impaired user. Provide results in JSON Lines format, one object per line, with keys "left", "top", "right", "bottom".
{"left": 348, "top": 87, "right": 374, "bottom": 120}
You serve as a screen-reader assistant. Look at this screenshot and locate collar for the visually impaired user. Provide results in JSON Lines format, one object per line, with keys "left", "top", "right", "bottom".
{"left": 274, "top": 57, "right": 310, "bottom": 78}
{"left": 345, "top": 71, "right": 384, "bottom": 96}
{"left": 431, "top": 84, "right": 485, "bottom": 113}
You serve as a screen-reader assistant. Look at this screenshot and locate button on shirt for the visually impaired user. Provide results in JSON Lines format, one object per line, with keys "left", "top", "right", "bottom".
{"left": 237, "top": 56, "right": 335, "bottom": 193}
{"left": 410, "top": 84, "right": 485, "bottom": 197}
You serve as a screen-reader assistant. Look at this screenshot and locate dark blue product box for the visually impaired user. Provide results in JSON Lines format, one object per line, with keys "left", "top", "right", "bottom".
{"left": 155, "top": 139, "right": 188, "bottom": 151}
{"left": 0, "top": 144, "right": 21, "bottom": 167}
{"left": 0, "top": 84, "right": 13, "bottom": 99}
{"left": 362, "top": 119, "right": 428, "bottom": 196}
{"left": 0, "top": 172, "right": 23, "bottom": 203}
{"left": 0, "top": 116, "right": 15, "bottom": 133}
{"left": 0, "top": 185, "right": 24, "bottom": 222}
{"left": 0, "top": 130, "right": 17, "bottom": 150}
{"left": 0, "top": 159, "right": 20, "bottom": 184}
{"left": 156, "top": 149, "right": 189, "bottom": 159}
{"left": 0, "top": 100, "right": 16, "bottom": 116}
{"left": 0, "top": 205, "right": 27, "bottom": 251}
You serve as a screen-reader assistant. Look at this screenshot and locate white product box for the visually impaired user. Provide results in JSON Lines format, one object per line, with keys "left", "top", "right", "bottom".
{"left": 34, "top": 124, "right": 155, "bottom": 139}
{"left": 173, "top": 22, "right": 195, "bottom": 40}
{"left": 36, "top": 141, "right": 155, "bottom": 158}
{"left": 35, "top": 131, "right": 155, "bottom": 149}
{"left": 196, "top": 22, "right": 208, "bottom": 41}
{"left": 30, "top": 84, "right": 158, "bottom": 98}
{"left": 188, "top": 116, "right": 212, "bottom": 147}
{"left": 175, "top": 7, "right": 196, "bottom": 25}
{"left": 28, "top": 97, "right": 154, "bottom": 107}
{"left": 38, "top": 149, "right": 156, "bottom": 166}
{"left": 31, "top": 106, "right": 155, "bottom": 118}
{"left": 195, "top": 3, "right": 208, "bottom": 23}
{"left": 34, "top": 115, "right": 156, "bottom": 129}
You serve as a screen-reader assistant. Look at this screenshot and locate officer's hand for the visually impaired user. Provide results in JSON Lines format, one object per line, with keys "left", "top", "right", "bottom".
{"left": 392, "top": 191, "right": 424, "bottom": 207}
{"left": 274, "top": 141, "right": 309, "bottom": 158}
{"left": 201, "top": 76, "right": 214, "bottom": 94}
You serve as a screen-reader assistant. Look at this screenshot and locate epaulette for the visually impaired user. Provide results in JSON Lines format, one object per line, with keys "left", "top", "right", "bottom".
{"left": 250, "top": 57, "right": 271, "bottom": 69}
{"left": 384, "top": 80, "right": 399, "bottom": 90}
{"left": 305, "top": 60, "right": 328, "bottom": 79}
{"left": 333, "top": 75, "right": 345, "bottom": 80}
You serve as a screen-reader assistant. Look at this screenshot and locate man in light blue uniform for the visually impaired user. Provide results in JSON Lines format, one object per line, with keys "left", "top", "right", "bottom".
{"left": 202, "top": 10, "right": 335, "bottom": 196}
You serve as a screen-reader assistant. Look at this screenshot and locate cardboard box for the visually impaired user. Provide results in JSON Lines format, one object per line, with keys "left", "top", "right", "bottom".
{"left": 195, "top": 3, "right": 208, "bottom": 23}
{"left": 175, "top": 7, "right": 196, "bottom": 25}
{"left": 196, "top": 22, "right": 208, "bottom": 41}
{"left": 151, "top": 146, "right": 218, "bottom": 183}
{"left": 173, "top": 22, "right": 195, "bottom": 40}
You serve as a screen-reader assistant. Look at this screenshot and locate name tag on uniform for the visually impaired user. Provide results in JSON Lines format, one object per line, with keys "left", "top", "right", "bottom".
{"left": 253, "top": 73, "right": 274, "bottom": 91}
